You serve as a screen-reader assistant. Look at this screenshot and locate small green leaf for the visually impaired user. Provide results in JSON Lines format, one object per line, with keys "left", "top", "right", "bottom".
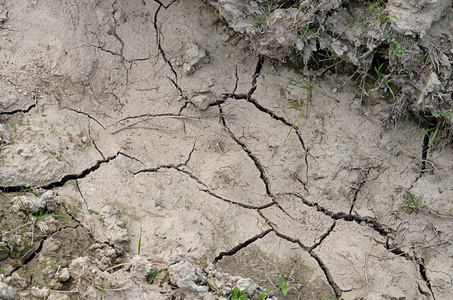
{"left": 279, "top": 276, "right": 291, "bottom": 296}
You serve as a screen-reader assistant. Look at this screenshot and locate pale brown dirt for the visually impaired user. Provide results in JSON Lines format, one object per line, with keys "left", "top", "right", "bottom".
{"left": 1, "top": 1, "right": 452, "bottom": 299}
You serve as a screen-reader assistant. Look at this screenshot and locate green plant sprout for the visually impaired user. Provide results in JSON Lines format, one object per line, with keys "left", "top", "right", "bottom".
{"left": 148, "top": 268, "right": 168, "bottom": 284}
{"left": 250, "top": 0, "right": 272, "bottom": 28}
{"left": 294, "top": 20, "right": 323, "bottom": 44}
{"left": 289, "top": 79, "right": 313, "bottom": 91}
{"left": 138, "top": 228, "right": 142, "bottom": 255}
{"left": 275, "top": 103, "right": 308, "bottom": 146}
{"left": 417, "top": 119, "right": 442, "bottom": 147}
{"left": 394, "top": 193, "right": 422, "bottom": 213}
{"left": 206, "top": 279, "right": 221, "bottom": 297}
{"left": 47, "top": 259, "right": 61, "bottom": 269}
{"left": 385, "top": 73, "right": 406, "bottom": 98}
{"left": 368, "top": 0, "right": 399, "bottom": 23}
{"left": 88, "top": 208, "right": 99, "bottom": 215}
{"left": 258, "top": 286, "right": 270, "bottom": 300}
{"left": 231, "top": 285, "right": 251, "bottom": 300}
{"left": 257, "top": 0, "right": 272, "bottom": 14}
{"left": 432, "top": 107, "right": 453, "bottom": 119}
{"left": 374, "top": 63, "right": 384, "bottom": 83}
{"left": 206, "top": 279, "right": 260, "bottom": 300}
{"left": 279, "top": 276, "right": 291, "bottom": 296}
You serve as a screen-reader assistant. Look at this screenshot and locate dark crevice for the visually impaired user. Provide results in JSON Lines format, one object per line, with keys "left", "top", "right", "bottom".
{"left": 108, "top": 112, "right": 190, "bottom": 133}
{"left": 177, "top": 101, "right": 191, "bottom": 115}
{"left": 213, "top": 229, "right": 272, "bottom": 263}
{"left": 308, "top": 222, "right": 336, "bottom": 252}
{"left": 118, "top": 152, "right": 145, "bottom": 165}
{"left": 418, "top": 257, "right": 436, "bottom": 299}
{"left": 93, "top": 45, "right": 121, "bottom": 58}
{"left": 197, "top": 185, "right": 275, "bottom": 210}
{"left": 309, "top": 251, "right": 342, "bottom": 298}
{"left": 131, "top": 164, "right": 179, "bottom": 175}
{"left": 348, "top": 168, "right": 370, "bottom": 215}
{"left": 184, "top": 139, "right": 197, "bottom": 165}
{"left": 64, "top": 107, "right": 105, "bottom": 129}
{"left": 270, "top": 227, "right": 342, "bottom": 298}
{"left": 18, "top": 224, "right": 73, "bottom": 272}
{"left": 108, "top": 26, "right": 125, "bottom": 58}
{"left": 153, "top": 3, "right": 183, "bottom": 97}
{"left": 107, "top": 112, "right": 178, "bottom": 129}
{"left": 75, "top": 179, "right": 90, "bottom": 211}
{"left": 247, "top": 55, "right": 264, "bottom": 100}
{"left": 20, "top": 240, "right": 43, "bottom": 265}
{"left": 0, "top": 104, "right": 36, "bottom": 115}
{"left": 420, "top": 131, "right": 431, "bottom": 173}
{"left": 134, "top": 162, "right": 275, "bottom": 210}
{"left": 153, "top": 0, "right": 177, "bottom": 9}
{"left": 109, "top": 92, "right": 123, "bottom": 107}
{"left": 220, "top": 94, "right": 308, "bottom": 151}
{"left": 62, "top": 202, "right": 83, "bottom": 226}
{"left": 88, "top": 125, "right": 105, "bottom": 160}
{"left": 289, "top": 192, "right": 393, "bottom": 237}
{"left": 0, "top": 152, "right": 120, "bottom": 192}
{"left": 217, "top": 103, "right": 273, "bottom": 196}
{"left": 232, "top": 65, "right": 239, "bottom": 94}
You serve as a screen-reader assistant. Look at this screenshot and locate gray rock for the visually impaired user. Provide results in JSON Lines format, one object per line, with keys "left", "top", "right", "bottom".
{"left": 0, "top": 123, "right": 12, "bottom": 146}
{"left": 30, "top": 286, "right": 50, "bottom": 299}
{"left": 0, "top": 282, "right": 17, "bottom": 300}
{"left": 183, "top": 43, "right": 210, "bottom": 75}
{"left": 58, "top": 268, "right": 70, "bottom": 282}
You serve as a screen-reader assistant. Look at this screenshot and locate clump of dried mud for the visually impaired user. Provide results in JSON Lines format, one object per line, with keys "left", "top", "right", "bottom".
{"left": 210, "top": 0, "right": 453, "bottom": 126}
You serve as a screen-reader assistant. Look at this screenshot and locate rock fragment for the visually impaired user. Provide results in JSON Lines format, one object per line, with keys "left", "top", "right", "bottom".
{"left": 183, "top": 43, "right": 210, "bottom": 75}
{"left": 0, "top": 282, "right": 17, "bottom": 300}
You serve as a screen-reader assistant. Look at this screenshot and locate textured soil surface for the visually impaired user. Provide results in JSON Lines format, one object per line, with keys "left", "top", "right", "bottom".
{"left": 1, "top": 1, "right": 453, "bottom": 299}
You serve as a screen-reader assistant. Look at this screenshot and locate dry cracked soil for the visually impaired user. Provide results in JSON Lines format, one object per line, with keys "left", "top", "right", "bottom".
{"left": 1, "top": 0, "right": 453, "bottom": 300}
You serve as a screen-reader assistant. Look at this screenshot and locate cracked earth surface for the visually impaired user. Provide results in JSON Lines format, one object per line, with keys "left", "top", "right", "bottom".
{"left": 1, "top": 0, "right": 453, "bottom": 299}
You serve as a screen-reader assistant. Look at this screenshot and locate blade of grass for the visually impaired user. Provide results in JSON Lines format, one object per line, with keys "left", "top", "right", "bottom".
{"left": 148, "top": 268, "right": 168, "bottom": 284}
{"left": 427, "top": 120, "right": 441, "bottom": 147}
{"left": 138, "top": 227, "right": 142, "bottom": 255}
{"left": 284, "top": 104, "right": 307, "bottom": 146}
{"left": 274, "top": 105, "right": 303, "bottom": 109}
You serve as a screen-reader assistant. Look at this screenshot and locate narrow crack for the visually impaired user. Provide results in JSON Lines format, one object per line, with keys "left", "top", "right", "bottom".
{"left": 118, "top": 152, "right": 145, "bottom": 165}
{"left": 308, "top": 222, "right": 336, "bottom": 252}
{"left": 64, "top": 107, "right": 105, "bottom": 129}
{"left": 75, "top": 179, "right": 89, "bottom": 211}
{"left": 418, "top": 256, "right": 436, "bottom": 299}
{"left": 218, "top": 102, "right": 272, "bottom": 196}
{"left": 133, "top": 161, "right": 275, "bottom": 210}
{"left": 0, "top": 104, "right": 36, "bottom": 115}
{"left": 177, "top": 167, "right": 276, "bottom": 210}
{"left": 12, "top": 224, "right": 76, "bottom": 275}
{"left": 88, "top": 124, "right": 105, "bottom": 160}
{"left": 232, "top": 65, "right": 239, "bottom": 94}
{"left": 288, "top": 192, "right": 393, "bottom": 237}
{"left": 62, "top": 201, "right": 84, "bottom": 227}
{"left": 268, "top": 225, "right": 342, "bottom": 298}
{"left": 221, "top": 95, "right": 307, "bottom": 151}
{"left": 247, "top": 55, "right": 264, "bottom": 100}
{"left": 309, "top": 251, "right": 342, "bottom": 298}
{"left": 153, "top": 2, "right": 183, "bottom": 97}
{"left": 0, "top": 152, "right": 120, "bottom": 192}
{"left": 348, "top": 168, "right": 371, "bottom": 215}
{"left": 153, "top": 0, "right": 177, "bottom": 9}
{"left": 213, "top": 229, "right": 272, "bottom": 263}
{"left": 420, "top": 131, "right": 431, "bottom": 174}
